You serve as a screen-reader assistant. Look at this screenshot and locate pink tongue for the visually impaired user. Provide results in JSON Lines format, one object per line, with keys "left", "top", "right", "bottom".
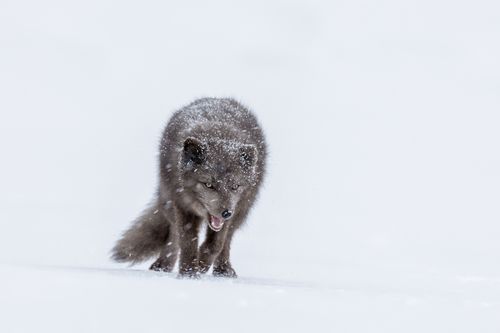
{"left": 210, "top": 215, "right": 224, "bottom": 228}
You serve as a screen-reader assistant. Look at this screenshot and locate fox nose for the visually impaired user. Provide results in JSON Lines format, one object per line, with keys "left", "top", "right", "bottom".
{"left": 221, "top": 210, "right": 232, "bottom": 219}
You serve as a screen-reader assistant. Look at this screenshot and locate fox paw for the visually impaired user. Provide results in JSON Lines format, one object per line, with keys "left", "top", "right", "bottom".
{"left": 178, "top": 265, "right": 201, "bottom": 279}
{"left": 213, "top": 264, "right": 237, "bottom": 278}
{"left": 149, "top": 259, "right": 174, "bottom": 272}
{"left": 198, "top": 259, "right": 213, "bottom": 274}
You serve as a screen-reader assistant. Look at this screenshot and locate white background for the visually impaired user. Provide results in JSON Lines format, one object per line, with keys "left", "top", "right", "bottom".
{"left": 0, "top": 0, "right": 499, "bottom": 332}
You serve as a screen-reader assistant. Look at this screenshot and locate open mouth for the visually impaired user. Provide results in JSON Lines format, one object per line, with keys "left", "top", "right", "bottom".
{"left": 208, "top": 214, "right": 224, "bottom": 232}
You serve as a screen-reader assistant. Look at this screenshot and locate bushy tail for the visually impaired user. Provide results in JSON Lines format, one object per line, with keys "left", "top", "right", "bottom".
{"left": 111, "top": 203, "right": 169, "bottom": 264}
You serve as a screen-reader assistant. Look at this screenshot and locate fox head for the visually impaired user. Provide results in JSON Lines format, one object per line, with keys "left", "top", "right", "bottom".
{"left": 179, "top": 136, "right": 259, "bottom": 231}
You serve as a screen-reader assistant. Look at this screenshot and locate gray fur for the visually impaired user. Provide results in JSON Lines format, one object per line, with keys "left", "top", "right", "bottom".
{"left": 111, "top": 97, "right": 267, "bottom": 278}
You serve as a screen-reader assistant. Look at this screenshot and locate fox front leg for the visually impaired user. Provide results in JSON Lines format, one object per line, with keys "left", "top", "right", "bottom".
{"left": 176, "top": 208, "right": 201, "bottom": 278}
{"left": 212, "top": 225, "right": 237, "bottom": 278}
{"left": 198, "top": 227, "right": 229, "bottom": 274}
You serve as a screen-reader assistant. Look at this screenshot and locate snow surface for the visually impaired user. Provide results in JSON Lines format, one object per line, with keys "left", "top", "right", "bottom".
{"left": 1, "top": 0, "right": 500, "bottom": 332}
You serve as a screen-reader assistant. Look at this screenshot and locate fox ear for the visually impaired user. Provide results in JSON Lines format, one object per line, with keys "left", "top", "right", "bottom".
{"left": 239, "top": 144, "right": 258, "bottom": 169}
{"left": 183, "top": 137, "right": 205, "bottom": 165}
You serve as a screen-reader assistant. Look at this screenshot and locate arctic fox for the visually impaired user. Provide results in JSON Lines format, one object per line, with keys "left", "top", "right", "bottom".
{"left": 112, "top": 98, "right": 267, "bottom": 278}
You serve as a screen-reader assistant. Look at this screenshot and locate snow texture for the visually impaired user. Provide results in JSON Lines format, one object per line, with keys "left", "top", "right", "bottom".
{"left": 0, "top": 0, "right": 500, "bottom": 332}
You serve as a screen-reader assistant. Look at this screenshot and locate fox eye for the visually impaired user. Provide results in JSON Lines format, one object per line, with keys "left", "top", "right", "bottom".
{"left": 205, "top": 182, "right": 213, "bottom": 189}
{"left": 231, "top": 184, "right": 240, "bottom": 191}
